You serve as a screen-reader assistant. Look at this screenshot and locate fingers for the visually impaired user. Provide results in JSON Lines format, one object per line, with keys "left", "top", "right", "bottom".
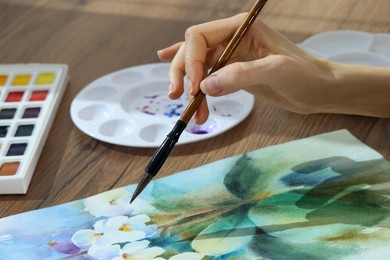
{"left": 161, "top": 13, "right": 251, "bottom": 123}
{"left": 157, "top": 42, "right": 183, "bottom": 61}
{"left": 184, "top": 14, "right": 245, "bottom": 96}
{"left": 194, "top": 97, "right": 209, "bottom": 124}
{"left": 168, "top": 43, "right": 186, "bottom": 99}
{"left": 200, "top": 57, "right": 276, "bottom": 96}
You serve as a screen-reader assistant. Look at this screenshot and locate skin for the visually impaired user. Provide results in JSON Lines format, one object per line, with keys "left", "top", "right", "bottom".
{"left": 157, "top": 13, "right": 390, "bottom": 124}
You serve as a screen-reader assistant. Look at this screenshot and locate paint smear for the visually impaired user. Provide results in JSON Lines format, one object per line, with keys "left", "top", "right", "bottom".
{"left": 0, "top": 75, "right": 7, "bottom": 86}
{"left": 12, "top": 75, "right": 31, "bottom": 86}
{"left": 35, "top": 73, "right": 55, "bottom": 85}
{"left": 185, "top": 117, "right": 218, "bottom": 135}
{"left": 135, "top": 92, "right": 187, "bottom": 117}
{"left": 0, "top": 162, "right": 20, "bottom": 176}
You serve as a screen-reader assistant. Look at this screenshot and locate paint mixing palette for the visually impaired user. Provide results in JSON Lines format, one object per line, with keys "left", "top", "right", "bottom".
{"left": 0, "top": 64, "right": 68, "bottom": 194}
{"left": 71, "top": 63, "right": 254, "bottom": 147}
{"left": 299, "top": 30, "right": 390, "bottom": 66}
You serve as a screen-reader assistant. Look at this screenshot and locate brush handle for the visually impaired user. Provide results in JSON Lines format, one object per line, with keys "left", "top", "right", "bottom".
{"left": 134, "top": 0, "right": 269, "bottom": 202}
{"left": 145, "top": 120, "right": 187, "bottom": 176}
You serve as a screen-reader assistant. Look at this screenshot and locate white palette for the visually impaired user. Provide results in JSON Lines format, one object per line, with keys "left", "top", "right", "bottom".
{"left": 71, "top": 63, "right": 254, "bottom": 147}
{"left": 299, "top": 30, "right": 390, "bottom": 66}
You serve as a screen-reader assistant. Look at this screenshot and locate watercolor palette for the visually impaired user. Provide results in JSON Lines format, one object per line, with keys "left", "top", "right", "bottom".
{"left": 299, "top": 30, "right": 390, "bottom": 66}
{"left": 71, "top": 63, "right": 254, "bottom": 147}
{"left": 0, "top": 64, "right": 68, "bottom": 194}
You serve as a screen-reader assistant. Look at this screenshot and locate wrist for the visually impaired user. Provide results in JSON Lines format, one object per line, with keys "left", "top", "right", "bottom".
{"left": 326, "top": 60, "right": 390, "bottom": 118}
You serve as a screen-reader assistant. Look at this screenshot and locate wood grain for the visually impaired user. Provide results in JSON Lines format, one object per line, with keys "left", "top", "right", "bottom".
{"left": 0, "top": 0, "right": 389, "bottom": 218}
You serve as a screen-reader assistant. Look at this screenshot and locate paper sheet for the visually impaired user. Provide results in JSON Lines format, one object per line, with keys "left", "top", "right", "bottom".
{"left": 1, "top": 130, "right": 389, "bottom": 259}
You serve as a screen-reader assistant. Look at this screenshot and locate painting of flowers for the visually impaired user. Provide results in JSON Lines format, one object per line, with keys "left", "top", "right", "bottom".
{"left": 0, "top": 130, "right": 389, "bottom": 259}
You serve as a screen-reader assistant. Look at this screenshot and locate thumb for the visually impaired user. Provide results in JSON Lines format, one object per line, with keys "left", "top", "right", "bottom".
{"left": 200, "top": 60, "right": 271, "bottom": 96}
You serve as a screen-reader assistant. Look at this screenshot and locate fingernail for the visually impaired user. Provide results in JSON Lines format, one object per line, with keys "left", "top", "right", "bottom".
{"left": 168, "top": 82, "right": 174, "bottom": 96}
{"left": 187, "top": 80, "right": 193, "bottom": 94}
{"left": 201, "top": 75, "right": 222, "bottom": 95}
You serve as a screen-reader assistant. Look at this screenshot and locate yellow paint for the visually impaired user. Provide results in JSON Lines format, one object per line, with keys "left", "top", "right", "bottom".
{"left": 109, "top": 198, "right": 118, "bottom": 205}
{"left": 12, "top": 75, "right": 31, "bottom": 86}
{"left": 35, "top": 73, "right": 55, "bottom": 85}
{"left": 118, "top": 224, "right": 132, "bottom": 232}
{"left": 0, "top": 75, "right": 7, "bottom": 86}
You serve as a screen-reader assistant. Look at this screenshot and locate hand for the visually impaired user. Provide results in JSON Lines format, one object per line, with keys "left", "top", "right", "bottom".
{"left": 158, "top": 13, "right": 390, "bottom": 122}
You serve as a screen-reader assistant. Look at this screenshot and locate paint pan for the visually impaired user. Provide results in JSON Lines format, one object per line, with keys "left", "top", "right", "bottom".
{"left": 71, "top": 63, "right": 254, "bottom": 147}
{"left": 0, "top": 64, "right": 69, "bottom": 194}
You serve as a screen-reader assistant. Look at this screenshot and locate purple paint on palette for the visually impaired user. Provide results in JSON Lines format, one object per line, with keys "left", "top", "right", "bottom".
{"left": 144, "top": 111, "right": 156, "bottom": 115}
{"left": 135, "top": 92, "right": 187, "bottom": 117}
{"left": 145, "top": 95, "right": 159, "bottom": 99}
{"left": 191, "top": 130, "right": 209, "bottom": 134}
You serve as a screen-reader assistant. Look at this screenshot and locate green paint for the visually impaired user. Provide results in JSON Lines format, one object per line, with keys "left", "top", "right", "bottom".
{"left": 2, "top": 130, "right": 390, "bottom": 259}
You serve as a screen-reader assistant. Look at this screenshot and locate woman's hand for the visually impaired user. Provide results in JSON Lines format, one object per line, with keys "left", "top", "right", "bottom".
{"left": 158, "top": 13, "right": 390, "bottom": 122}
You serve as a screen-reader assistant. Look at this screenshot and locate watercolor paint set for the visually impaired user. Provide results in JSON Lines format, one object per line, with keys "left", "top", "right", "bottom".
{"left": 0, "top": 64, "right": 68, "bottom": 194}
{"left": 71, "top": 63, "right": 254, "bottom": 147}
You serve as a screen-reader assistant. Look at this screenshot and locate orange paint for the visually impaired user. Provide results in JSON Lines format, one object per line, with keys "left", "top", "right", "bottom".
{"left": 0, "top": 75, "right": 7, "bottom": 86}
{"left": 0, "top": 162, "right": 20, "bottom": 176}
{"left": 12, "top": 75, "right": 31, "bottom": 86}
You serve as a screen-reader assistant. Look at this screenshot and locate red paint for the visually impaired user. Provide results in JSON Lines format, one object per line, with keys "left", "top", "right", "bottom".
{"left": 6, "top": 91, "right": 24, "bottom": 102}
{"left": 30, "top": 90, "right": 48, "bottom": 101}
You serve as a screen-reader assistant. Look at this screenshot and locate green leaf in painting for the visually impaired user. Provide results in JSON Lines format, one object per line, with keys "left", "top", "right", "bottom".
{"left": 248, "top": 192, "right": 312, "bottom": 230}
{"left": 248, "top": 227, "right": 357, "bottom": 260}
{"left": 223, "top": 154, "right": 272, "bottom": 200}
{"left": 191, "top": 206, "right": 255, "bottom": 256}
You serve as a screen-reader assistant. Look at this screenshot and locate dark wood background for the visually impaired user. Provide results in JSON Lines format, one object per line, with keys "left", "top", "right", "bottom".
{"left": 0, "top": 0, "right": 389, "bottom": 218}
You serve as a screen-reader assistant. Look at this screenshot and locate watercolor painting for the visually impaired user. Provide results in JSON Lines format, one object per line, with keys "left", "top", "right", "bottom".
{"left": 1, "top": 130, "right": 390, "bottom": 259}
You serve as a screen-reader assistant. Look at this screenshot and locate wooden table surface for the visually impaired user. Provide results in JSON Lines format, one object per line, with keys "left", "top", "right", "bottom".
{"left": 0, "top": 0, "right": 389, "bottom": 218}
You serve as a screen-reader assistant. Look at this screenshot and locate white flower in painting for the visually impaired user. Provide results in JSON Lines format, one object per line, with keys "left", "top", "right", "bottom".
{"left": 84, "top": 188, "right": 155, "bottom": 217}
{"left": 110, "top": 240, "right": 165, "bottom": 260}
{"left": 72, "top": 214, "right": 157, "bottom": 249}
{"left": 88, "top": 244, "right": 121, "bottom": 260}
{"left": 71, "top": 229, "right": 99, "bottom": 250}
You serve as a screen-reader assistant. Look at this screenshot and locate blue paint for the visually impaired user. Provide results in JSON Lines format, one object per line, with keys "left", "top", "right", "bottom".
{"left": 164, "top": 104, "right": 183, "bottom": 117}
{"left": 135, "top": 92, "right": 187, "bottom": 118}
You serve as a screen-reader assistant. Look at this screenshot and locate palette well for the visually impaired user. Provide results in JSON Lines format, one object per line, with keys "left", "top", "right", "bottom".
{"left": 298, "top": 30, "right": 390, "bottom": 66}
{"left": 71, "top": 63, "right": 254, "bottom": 147}
{"left": 0, "top": 64, "right": 68, "bottom": 194}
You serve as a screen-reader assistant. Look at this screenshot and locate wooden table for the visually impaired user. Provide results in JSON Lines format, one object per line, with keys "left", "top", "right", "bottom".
{"left": 0, "top": 0, "right": 389, "bottom": 218}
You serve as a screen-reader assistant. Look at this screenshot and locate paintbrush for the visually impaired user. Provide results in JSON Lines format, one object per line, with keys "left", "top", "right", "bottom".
{"left": 130, "top": 0, "right": 269, "bottom": 203}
